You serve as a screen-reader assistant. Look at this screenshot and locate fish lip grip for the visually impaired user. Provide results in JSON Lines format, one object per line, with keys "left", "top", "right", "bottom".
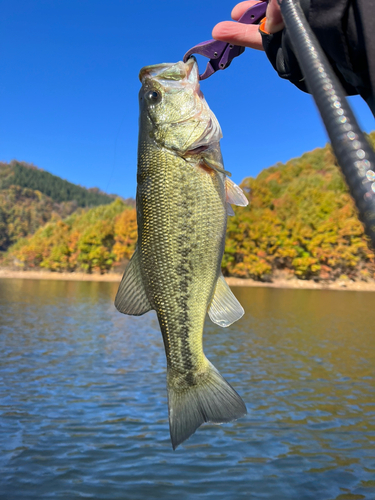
{"left": 183, "top": 1, "right": 268, "bottom": 80}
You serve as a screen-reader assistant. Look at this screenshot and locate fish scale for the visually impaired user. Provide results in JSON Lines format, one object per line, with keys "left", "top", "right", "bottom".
{"left": 115, "top": 59, "right": 248, "bottom": 448}
{"left": 138, "top": 145, "right": 225, "bottom": 372}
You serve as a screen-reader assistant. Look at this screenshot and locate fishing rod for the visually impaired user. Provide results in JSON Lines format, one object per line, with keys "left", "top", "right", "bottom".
{"left": 277, "top": 0, "right": 375, "bottom": 249}
{"left": 185, "top": 0, "right": 375, "bottom": 249}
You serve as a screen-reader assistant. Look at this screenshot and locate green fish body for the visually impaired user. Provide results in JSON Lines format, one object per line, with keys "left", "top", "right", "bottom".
{"left": 115, "top": 59, "right": 248, "bottom": 449}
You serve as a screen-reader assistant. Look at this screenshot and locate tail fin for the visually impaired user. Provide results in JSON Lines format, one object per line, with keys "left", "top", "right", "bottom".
{"left": 167, "top": 361, "right": 246, "bottom": 450}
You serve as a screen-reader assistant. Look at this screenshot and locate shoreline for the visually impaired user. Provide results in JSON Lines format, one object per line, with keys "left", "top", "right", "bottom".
{"left": 1, "top": 269, "right": 375, "bottom": 291}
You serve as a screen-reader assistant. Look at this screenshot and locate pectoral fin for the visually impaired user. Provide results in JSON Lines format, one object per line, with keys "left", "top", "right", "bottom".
{"left": 114, "top": 249, "right": 152, "bottom": 316}
{"left": 208, "top": 275, "right": 244, "bottom": 327}
{"left": 225, "top": 177, "right": 248, "bottom": 207}
{"left": 202, "top": 146, "right": 232, "bottom": 176}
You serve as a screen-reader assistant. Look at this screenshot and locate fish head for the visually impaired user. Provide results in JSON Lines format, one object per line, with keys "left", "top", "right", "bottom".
{"left": 138, "top": 59, "right": 222, "bottom": 155}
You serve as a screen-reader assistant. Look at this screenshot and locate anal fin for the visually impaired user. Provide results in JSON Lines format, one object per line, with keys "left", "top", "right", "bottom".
{"left": 208, "top": 274, "right": 244, "bottom": 327}
{"left": 114, "top": 249, "right": 152, "bottom": 316}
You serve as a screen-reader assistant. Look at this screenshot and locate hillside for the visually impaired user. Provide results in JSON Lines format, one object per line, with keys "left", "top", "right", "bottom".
{"left": 222, "top": 132, "right": 375, "bottom": 281}
{"left": 3, "top": 199, "right": 136, "bottom": 273}
{"left": 0, "top": 160, "right": 116, "bottom": 207}
{"left": 0, "top": 160, "right": 133, "bottom": 252}
{"left": 3, "top": 133, "right": 375, "bottom": 281}
{"left": 0, "top": 185, "right": 80, "bottom": 251}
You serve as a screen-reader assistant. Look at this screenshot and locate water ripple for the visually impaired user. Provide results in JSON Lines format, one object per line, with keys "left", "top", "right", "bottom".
{"left": 0, "top": 280, "right": 374, "bottom": 499}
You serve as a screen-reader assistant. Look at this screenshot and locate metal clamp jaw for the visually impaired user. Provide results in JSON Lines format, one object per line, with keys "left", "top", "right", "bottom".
{"left": 183, "top": 1, "right": 267, "bottom": 80}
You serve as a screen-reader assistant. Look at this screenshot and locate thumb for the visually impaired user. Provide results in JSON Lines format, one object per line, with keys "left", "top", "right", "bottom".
{"left": 265, "top": 0, "right": 284, "bottom": 33}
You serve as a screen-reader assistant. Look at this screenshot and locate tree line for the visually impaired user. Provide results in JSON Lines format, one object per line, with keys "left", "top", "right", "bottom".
{"left": 0, "top": 185, "right": 79, "bottom": 251}
{"left": 2, "top": 134, "right": 375, "bottom": 281}
{"left": 0, "top": 160, "right": 115, "bottom": 207}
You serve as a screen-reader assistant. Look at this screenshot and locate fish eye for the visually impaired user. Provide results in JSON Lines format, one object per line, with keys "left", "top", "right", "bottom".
{"left": 146, "top": 90, "right": 161, "bottom": 104}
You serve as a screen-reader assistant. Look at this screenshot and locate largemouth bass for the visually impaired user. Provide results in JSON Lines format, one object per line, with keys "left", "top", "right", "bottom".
{"left": 115, "top": 58, "right": 248, "bottom": 449}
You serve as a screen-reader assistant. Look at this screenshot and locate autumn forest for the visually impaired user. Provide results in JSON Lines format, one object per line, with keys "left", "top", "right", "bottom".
{"left": 1, "top": 134, "right": 375, "bottom": 282}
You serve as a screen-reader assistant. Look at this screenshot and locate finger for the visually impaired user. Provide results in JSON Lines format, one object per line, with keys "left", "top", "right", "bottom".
{"left": 212, "top": 21, "right": 264, "bottom": 51}
{"left": 265, "top": 0, "right": 284, "bottom": 33}
{"left": 231, "top": 1, "right": 261, "bottom": 21}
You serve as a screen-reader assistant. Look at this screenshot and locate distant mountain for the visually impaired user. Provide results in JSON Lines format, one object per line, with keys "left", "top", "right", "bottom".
{"left": 0, "top": 160, "right": 134, "bottom": 252}
{"left": 0, "top": 186, "right": 80, "bottom": 252}
{"left": 4, "top": 199, "right": 136, "bottom": 274}
{"left": 0, "top": 160, "right": 117, "bottom": 207}
{"left": 221, "top": 131, "right": 375, "bottom": 282}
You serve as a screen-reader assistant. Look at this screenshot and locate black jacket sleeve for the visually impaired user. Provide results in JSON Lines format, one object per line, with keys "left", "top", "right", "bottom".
{"left": 260, "top": 0, "right": 374, "bottom": 111}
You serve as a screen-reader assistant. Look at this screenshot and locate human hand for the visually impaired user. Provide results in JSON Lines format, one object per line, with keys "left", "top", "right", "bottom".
{"left": 212, "top": 0, "right": 284, "bottom": 51}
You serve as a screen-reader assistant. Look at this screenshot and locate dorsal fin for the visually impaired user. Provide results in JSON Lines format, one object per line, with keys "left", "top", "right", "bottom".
{"left": 227, "top": 203, "right": 235, "bottom": 216}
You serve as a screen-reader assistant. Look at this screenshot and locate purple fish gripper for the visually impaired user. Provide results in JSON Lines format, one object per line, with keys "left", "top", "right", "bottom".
{"left": 183, "top": 1, "right": 268, "bottom": 80}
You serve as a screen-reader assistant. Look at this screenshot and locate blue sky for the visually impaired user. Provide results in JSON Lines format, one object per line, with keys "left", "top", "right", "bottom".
{"left": 1, "top": 0, "right": 374, "bottom": 199}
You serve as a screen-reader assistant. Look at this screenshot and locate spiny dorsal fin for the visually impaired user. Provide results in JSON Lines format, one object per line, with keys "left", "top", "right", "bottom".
{"left": 114, "top": 249, "right": 152, "bottom": 316}
{"left": 225, "top": 177, "right": 248, "bottom": 207}
{"left": 208, "top": 274, "right": 244, "bottom": 327}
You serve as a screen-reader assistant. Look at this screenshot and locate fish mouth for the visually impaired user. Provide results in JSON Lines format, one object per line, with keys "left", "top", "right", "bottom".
{"left": 139, "top": 59, "right": 198, "bottom": 85}
{"left": 139, "top": 63, "right": 173, "bottom": 82}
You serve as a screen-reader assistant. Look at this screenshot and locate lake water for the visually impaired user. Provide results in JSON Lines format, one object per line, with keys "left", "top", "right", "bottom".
{"left": 0, "top": 278, "right": 374, "bottom": 500}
